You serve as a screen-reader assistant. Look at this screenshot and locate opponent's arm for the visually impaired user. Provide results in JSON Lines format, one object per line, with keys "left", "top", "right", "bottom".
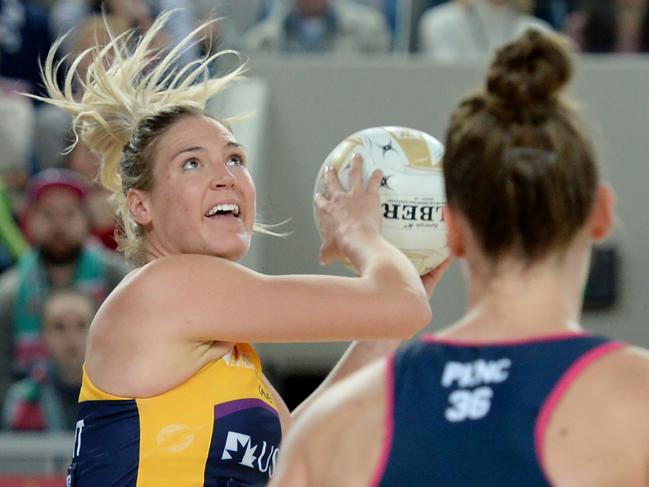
{"left": 270, "top": 359, "right": 390, "bottom": 487}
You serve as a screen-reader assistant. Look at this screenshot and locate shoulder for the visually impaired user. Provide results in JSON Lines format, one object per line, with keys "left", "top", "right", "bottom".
{"left": 545, "top": 343, "right": 649, "bottom": 480}
{"left": 137, "top": 254, "right": 245, "bottom": 282}
{"left": 105, "top": 254, "right": 248, "bottom": 309}
{"left": 598, "top": 345, "right": 649, "bottom": 397}
{"left": 279, "top": 359, "right": 390, "bottom": 485}
{"left": 569, "top": 344, "right": 649, "bottom": 426}
{"left": 304, "top": 357, "right": 388, "bottom": 426}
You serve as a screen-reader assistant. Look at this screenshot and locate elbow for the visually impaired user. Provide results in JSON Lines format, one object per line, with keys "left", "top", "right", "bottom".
{"left": 395, "top": 289, "right": 432, "bottom": 339}
{"left": 412, "top": 293, "right": 433, "bottom": 334}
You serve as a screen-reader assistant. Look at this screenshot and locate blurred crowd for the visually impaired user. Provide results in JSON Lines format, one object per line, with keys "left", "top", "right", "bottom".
{"left": 0, "top": 0, "right": 647, "bottom": 433}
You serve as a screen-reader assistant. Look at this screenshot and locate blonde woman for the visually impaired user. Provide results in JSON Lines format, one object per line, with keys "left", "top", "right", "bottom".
{"left": 271, "top": 29, "right": 649, "bottom": 487}
{"left": 33, "top": 11, "right": 447, "bottom": 487}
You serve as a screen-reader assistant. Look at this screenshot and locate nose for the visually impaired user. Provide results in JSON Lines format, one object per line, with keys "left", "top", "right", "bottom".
{"left": 211, "top": 161, "right": 236, "bottom": 189}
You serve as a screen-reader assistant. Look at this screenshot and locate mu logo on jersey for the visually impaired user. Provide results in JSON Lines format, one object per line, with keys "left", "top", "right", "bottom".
{"left": 221, "top": 431, "right": 280, "bottom": 477}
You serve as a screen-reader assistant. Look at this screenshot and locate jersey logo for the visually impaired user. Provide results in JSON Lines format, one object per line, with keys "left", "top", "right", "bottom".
{"left": 441, "top": 358, "right": 511, "bottom": 422}
{"left": 221, "top": 431, "right": 280, "bottom": 477}
{"left": 223, "top": 351, "right": 255, "bottom": 370}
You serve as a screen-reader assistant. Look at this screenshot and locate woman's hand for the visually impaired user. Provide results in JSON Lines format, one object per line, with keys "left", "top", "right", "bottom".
{"left": 315, "top": 154, "right": 383, "bottom": 266}
{"left": 421, "top": 258, "right": 453, "bottom": 300}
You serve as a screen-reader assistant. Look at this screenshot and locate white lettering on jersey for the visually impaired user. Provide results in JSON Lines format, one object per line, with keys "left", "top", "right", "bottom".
{"left": 221, "top": 431, "right": 280, "bottom": 477}
{"left": 72, "top": 419, "right": 85, "bottom": 458}
{"left": 441, "top": 358, "right": 511, "bottom": 422}
{"left": 222, "top": 351, "right": 256, "bottom": 370}
{"left": 441, "top": 358, "right": 511, "bottom": 388}
{"left": 445, "top": 386, "right": 494, "bottom": 422}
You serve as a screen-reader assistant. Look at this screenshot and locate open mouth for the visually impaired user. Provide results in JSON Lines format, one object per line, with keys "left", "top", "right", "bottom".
{"left": 205, "top": 203, "right": 241, "bottom": 218}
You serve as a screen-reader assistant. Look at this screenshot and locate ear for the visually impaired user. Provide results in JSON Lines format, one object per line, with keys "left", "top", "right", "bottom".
{"left": 444, "top": 206, "right": 466, "bottom": 258}
{"left": 589, "top": 183, "right": 615, "bottom": 241}
{"left": 126, "top": 188, "right": 153, "bottom": 226}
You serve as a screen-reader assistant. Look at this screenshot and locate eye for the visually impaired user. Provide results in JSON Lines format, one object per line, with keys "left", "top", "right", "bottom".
{"left": 182, "top": 158, "right": 200, "bottom": 170}
{"left": 225, "top": 154, "right": 245, "bottom": 167}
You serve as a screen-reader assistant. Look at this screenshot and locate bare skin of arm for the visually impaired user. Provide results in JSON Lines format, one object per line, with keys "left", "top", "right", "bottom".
{"left": 84, "top": 157, "right": 435, "bottom": 411}
{"left": 270, "top": 359, "right": 389, "bottom": 487}
{"left": 291, "top": 261, "right": 450, "bottom": 421}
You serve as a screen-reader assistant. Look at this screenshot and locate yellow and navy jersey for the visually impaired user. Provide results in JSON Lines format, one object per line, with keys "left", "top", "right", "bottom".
{"left": 67, "top": 343, "right": 282, "bottom": 487}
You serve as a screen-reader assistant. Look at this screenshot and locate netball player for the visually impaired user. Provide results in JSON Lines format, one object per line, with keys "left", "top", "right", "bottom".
{"left": 32, "top": 12, "right": 448, "bottom": 487}
{"left": 270, "top": 29, "right": 649, "bottom": 487}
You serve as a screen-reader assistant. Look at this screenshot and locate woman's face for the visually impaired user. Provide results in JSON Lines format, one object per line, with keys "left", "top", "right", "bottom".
{"left": 136, "top": 115, "right": 256, "bottom": 261}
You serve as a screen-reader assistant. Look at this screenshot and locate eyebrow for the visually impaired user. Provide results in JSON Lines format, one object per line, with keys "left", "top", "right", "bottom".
{"left": 171, "top": 142, "right": 245, "bottom": 162}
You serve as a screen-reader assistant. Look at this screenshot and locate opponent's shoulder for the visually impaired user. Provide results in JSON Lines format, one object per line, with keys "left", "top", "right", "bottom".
{"left": 580, "top": 344, "right": 649, "bottom": 415}
{"left": 310, "top": 357, "right": 388, "bottom": 419}
{"left": 284, "top": 359, "right": 390, "bottom": 483}
{"left": 604, "top": 345, "right": 649, "bottom": 394}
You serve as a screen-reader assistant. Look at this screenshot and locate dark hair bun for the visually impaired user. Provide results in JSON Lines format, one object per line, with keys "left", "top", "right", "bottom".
{"left": 486, "top": 29, "right": 573, "bottom": 107}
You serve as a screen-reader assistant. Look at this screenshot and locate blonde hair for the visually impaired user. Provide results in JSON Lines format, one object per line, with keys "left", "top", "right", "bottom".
{"left": 31, "top": 11, "right": 247, "bottom": 264}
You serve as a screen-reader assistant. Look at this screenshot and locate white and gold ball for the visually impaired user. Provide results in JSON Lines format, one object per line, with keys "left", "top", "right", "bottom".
{"left": 314, "top": 126, "right": 449, "bottom": 275}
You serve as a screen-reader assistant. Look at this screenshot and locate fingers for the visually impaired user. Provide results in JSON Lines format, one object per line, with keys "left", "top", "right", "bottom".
{"left": 322, "top": 154, "right": 376, "bottom": 197}
{"left": 367, "top": 168, "right": 384, "bottom": 194}
{"left": 314, "top": 192, "right": 327, "bottom": 210}
{"left": 347, "top": 153, "right": 364, "bottom": 188}
{"left": 318, "top": 242, "right": 333, "bottom": 265}
{"left": 421, "top": 257, "right": 453, "bottom": 299}
{"left": 322, "top": 165, "right": 343, "bottom": 194}
{"left": 428, "top": 257, "right": 453, "bottom": 281}
{"left": 315, "top": 192, "right": 338, "bottom": 265}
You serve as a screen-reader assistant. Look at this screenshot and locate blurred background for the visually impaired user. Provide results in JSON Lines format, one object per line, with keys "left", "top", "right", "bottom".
{"left": 0, "top": 0, "right": 648, "bottom": 483}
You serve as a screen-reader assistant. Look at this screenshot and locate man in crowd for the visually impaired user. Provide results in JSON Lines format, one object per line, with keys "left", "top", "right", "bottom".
{"left": 0, "top": 168, "right": 130, "bottom": 406}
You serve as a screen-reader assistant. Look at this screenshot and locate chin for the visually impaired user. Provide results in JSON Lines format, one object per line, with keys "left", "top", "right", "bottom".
{"left": 209, "top": 239, "right": 251, "bottom": 261}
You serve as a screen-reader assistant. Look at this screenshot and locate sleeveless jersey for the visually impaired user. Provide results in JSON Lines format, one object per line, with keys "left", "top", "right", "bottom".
{"left": 371, "top": 333, "right": 623, "bottom": 487}
{"left": 67, "top": 343, "right": 282, "bottom": 487}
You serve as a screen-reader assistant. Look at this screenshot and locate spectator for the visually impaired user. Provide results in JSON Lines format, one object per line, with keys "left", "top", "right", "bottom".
{"left": 64, "top": 140, "right": 117, "bottom": 250}
{"left": 242, "top": 0, "right": 391, "bottom": 55}
{"left": 50, "top": 0, "right": 198, "bottom": 63}
{"left": 0, "top": 168, "right": 130, "bottom": 406}
{"left": 0, "top": 177, "right": 27, "bottom": 274}
{"left": 418, "top": 0, "right": 551, "bottom": 62}
{"left": 0, "top": 91, "right": 30, "bottom": 272}
{"left": 191, "top": 0, "right": 270, "bottom": 51}
{"left": 50, "top": 0, "right": 152, "bottom": 47}
{"left": 2, "top": 288, "right": 95, "bottom": 431}
{"left": 534, "top": 0, "right": 577, "bottom": 29}
{"left": 408, "top": 0, "right": 450, "bottom": 52}
{"left": 563, "top": 0, "right": 649, "bottom": 53}
{"left": 34, "top": 14, "right": 129, "bottom": 170}
{"left": 0, "top": 90, "right": 33, "bottom": 207}
{"left": 0, "top": 0, "right": 53, "bottom": 95}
